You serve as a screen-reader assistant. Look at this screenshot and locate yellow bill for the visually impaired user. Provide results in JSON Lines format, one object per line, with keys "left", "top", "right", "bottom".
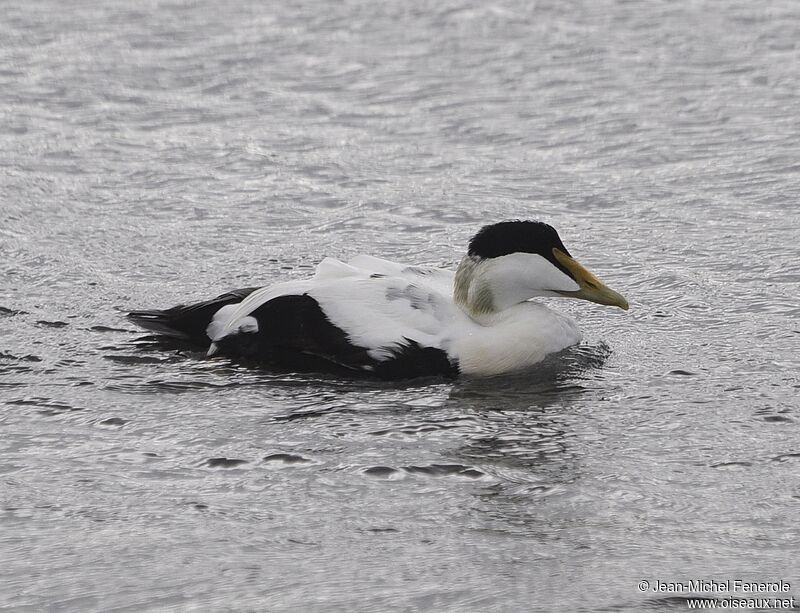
{"left": 552, "top": 248, "right": 629, "bottom": 310}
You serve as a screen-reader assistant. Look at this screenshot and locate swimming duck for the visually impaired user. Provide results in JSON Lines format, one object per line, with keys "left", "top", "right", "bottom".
{"left": 128, "top": 220, "right": 628, "bottom": 379}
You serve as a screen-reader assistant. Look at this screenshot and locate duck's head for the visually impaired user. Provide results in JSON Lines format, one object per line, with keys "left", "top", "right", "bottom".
{"left": 454, "top": 220, "right": 629, "bottom": 317}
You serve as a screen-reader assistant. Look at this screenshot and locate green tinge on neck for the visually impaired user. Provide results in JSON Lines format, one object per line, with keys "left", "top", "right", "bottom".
{"left": 454, "top": 256, "right": 496, "bottom": 317}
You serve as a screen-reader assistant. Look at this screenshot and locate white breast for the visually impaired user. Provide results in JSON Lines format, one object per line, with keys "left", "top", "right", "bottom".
{"left": 450, "top": 302, "right": 582, "bottom": 376}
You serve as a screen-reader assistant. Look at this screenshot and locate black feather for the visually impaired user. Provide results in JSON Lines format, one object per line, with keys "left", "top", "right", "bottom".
{"left": 468, "top": 220, "right": 574, "bottom": 277}
{"left": 128, "top": 287, "right": 259, "bottom": 345}
{"left": 372, "top": 339, "right": 458, "bottom": 380}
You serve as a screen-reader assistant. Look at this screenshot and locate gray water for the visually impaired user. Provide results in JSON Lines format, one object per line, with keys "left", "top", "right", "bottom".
{"left": 2, "top": 1, "right": 799, "bottom": 611}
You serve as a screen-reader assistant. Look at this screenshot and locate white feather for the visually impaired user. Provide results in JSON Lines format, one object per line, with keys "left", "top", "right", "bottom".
{"left": 477, "top": 252, "right": 579, "bottom": 311}
{"left": 309, "top": 276, "right": 456, "bottom": 361}
{"left": 346, "top": 255, "right": 455, "bottom": 295}
{"left": 450, "top": 304, "right": 581, "bottom": 376}
{"left": 206, "top": 279, "right": 312, "bottom": 344}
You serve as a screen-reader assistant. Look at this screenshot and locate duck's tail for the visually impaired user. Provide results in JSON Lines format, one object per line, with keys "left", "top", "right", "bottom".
{"left": 128, "top": 287, "right": 259, "bottom": 346}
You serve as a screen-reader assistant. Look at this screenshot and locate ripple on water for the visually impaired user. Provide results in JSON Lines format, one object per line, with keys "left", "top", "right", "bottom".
{"left": 88, "top": 325, "right": 131, "bottom": 333}
{"left": 96, "top": 417, "right": 128, "bottom": 428}
{"left": 363, "top": 463, "right": 489, "bottom": 481}
{"left": 262, "top": 453, "right": 315, "bottom": 466}
{"left": 104, "top": 354, "right": 184, "bottom": 365}
{"left": 34, "top": 320, "right": 69, "bottom": 328}
{"left": 710, "top": 461, "right": 753, "bottom": 471}
{"left": 203, "top": 458, "right": 249, "bottom": 469}
{"left": 362, "top": 466, "right": 400, "bottom": 479}
{"left": 771, "top": 453, "right": 800, "bottom": 464}
{"left": 104, "top": 377, "right": 244, "bottom": 394}
{"left": 0, "top": 352, "right": 44, "bottom": 377}
{"left": 402, "top": 463, "right": 487, "bottom": 479}
{"left": 0, "top": 306, "right": 28, "bottom": 316}
{"left": 761, "top": 414, "right": 794, "bottom": 423}
{"left": 0, "top": 352, "right": 42, "bottom": 363}
{"left": 6, "top": 397, "right": 84, "bottom": 416}
{"left": 753, "top": 406, "right": 795, "bottom": 423}
{"left": 368, "top": 416, "right": 477, "bottom": 439}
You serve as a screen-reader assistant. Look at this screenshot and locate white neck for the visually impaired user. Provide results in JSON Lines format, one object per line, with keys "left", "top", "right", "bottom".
{"left": 453, "top": 253, "right": 579, "bottom": 320}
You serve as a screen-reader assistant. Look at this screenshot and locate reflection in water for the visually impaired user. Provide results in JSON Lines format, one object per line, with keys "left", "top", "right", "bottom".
{"left": 445, "top": 344, "right": 611, "bottom": 535}
{"left": 450, "top": 342, "right": 611, "bottom": 404}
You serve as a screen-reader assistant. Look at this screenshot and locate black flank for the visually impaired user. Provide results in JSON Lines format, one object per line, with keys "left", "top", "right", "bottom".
{"left": 216, "top": 294, "right": 373, "bottom": 371}
{"left": 130, "top": 291, "right": 457, "bottom": 380}
{"left": 215, "top": 295, "right": 458, "bottom": 380}
{"left": 372, "top": 339, "right": 458, "bottom": 380}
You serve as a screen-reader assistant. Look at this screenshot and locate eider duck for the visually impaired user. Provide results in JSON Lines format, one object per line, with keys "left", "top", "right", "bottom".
{"left": 128, "top": 220, "right": 628, "bottom": 379}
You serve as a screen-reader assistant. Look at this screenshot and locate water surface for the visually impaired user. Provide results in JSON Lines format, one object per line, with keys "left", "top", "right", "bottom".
{"left": 1, "top": 0, "right": 799, "bottom": 611}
